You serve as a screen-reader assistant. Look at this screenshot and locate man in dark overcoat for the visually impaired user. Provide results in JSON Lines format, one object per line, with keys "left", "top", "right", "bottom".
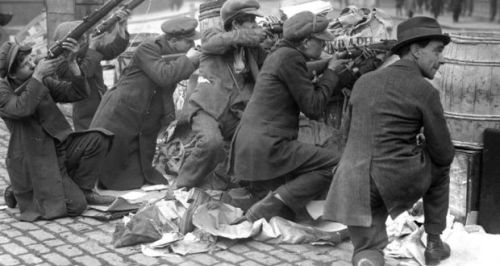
{"left": 323, "top": 17, "right": 455, "bottom": 266}
{"left": 90, "top": 16, "right": 201, "bottom": 190}
{"left": 0, "top": 40, "right": 114, "bottom": 221}
{"left": 175, "top": 0, "right": 269, "bottom": 189}
{"left": 229, "top": 11, "right": 352, "bottom": 222}
{"left": 53, "top": 10, "right": 130, "bottom": 130}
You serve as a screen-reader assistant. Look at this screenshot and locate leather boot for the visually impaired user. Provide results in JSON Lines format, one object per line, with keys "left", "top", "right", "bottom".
{"left": 84, "top": 190, "right": 116, "bottom": 206}
{"left": 3, "top": 185, "right": 16, "bottom": 208}
{"left": 245, "top": 192, "right": 295, "bottom": 222}
{"left": 425, "top": 236, "right": 451, "bottom": 265}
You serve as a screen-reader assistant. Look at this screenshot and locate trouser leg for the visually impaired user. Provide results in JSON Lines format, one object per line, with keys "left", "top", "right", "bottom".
{"left": 65, "top": 132, "right": 112, "bottom": 191}
{"left": 176, "top": 111, "right": 225, "bottom": 188}
{"left": 348, "top": 178, "right": 388, "bottom": 266}
{"left": 423, "top": 164, "right": 450, "bottom": 235}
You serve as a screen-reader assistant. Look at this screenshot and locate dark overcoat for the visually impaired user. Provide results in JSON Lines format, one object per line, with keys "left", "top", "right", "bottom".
{"left": 0, "top": 75, "right": 94, "bottom": 221}
{"left": 323, "top": 59, "right": 455, "bottom": 226}
{"left": 90, "top": 36, "right": 196, "bottom": 190}
{"left": 188, "top": 27, "right": 267, "bottom": 122}
{"left": 229, "top": 42, "right": 341, "bottom": 181}
{"left": 58, "top": 34, "right": 129, "bottom": 130}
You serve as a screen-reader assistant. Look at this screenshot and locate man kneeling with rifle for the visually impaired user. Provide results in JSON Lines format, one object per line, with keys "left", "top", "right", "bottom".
{"left": 0, "top": 39, "right": 115, "bottom": 221}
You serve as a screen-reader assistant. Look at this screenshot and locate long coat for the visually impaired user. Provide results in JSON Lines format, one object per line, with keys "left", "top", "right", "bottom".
{"left": 90, "top": 36, "right": 196, "bottom": 190}
{"left": 230, "top": 42, "right": 341, "bottom": 181}
{"left": 0, "top": 75, "right": 93, "bottom": 221}
{"left": 58, "top": 34, "right": 129, "bottom": 131}
{"left": 323, "top": 59, "right": 455, "bottom": 226}
{"left": 188, "top": 27, "right": 267, "bottom": 123}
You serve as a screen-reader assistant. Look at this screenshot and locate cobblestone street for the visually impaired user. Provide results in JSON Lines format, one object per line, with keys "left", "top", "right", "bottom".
{"left": 0, "top": 119, "right": 399, "bottom": 266}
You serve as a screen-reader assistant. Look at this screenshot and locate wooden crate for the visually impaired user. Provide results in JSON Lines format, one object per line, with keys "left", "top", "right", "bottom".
{"left": 449, "top": 148, "right": 481, "bottom": 223}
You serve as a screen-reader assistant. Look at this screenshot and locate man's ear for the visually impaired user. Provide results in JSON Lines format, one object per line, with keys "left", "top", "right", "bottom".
{"left": 410, "top": 43, "right": 421, "bottom": 59}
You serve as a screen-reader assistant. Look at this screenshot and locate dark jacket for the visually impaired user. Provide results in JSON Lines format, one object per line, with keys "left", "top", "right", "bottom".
{"left": 188, "top": 27, "right": 267, "bottom": 122}
{"left": 58, "top": 33, "right": 129, "bottom": 130}
{"left": 323, "top": 59, "right": 455, "bottom": 226}
{"left": 0, "top": 75, "right": 91, "bottom": 221}
{"left": 90, "top": 36, "right": 196, "bottom": 190}
{"left": 230, "top": 42, "right": 342, "bottom": 181}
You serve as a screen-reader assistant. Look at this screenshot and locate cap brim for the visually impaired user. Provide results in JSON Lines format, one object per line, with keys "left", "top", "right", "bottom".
{"left": 184, "top": 30, "right": 201, "bottom": 40}
{"left": 312, "top": 30, "right": 335, "bottom": 41}
{"left": 391, "top": 34, "right": 451, "bottom": 53}
{"left": 238, "top": 8, "right": 263, "bottom": 18}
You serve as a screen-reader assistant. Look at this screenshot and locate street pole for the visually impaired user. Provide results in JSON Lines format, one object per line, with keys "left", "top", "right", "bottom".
{"left": 45, "top": 0, "right": 76, "bottom": 46}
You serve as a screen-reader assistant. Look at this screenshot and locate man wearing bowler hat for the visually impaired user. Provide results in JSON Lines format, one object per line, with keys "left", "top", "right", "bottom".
{"left": 324, "top": 17, "right": 455, "bottom": 266}
{"left": 89, "top": 16, "right": 201, "bottom": 190}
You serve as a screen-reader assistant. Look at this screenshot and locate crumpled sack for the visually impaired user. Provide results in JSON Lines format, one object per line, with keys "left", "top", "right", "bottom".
{"left": 112, "top": 204, "right": 179, "bottom": 248}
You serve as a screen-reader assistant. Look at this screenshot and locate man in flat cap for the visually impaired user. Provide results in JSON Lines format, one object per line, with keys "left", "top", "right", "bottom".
{"left": 228, "top": 11, "right": 352, "bottom": 222}
{"left": 324, "top": 16, "right": 454, "bottom": 266}
{"left": 0, "top": 40, "right": 115, "bottom": 221}
{"left": 89, "top": 16, "right": 201, "bottom": 190}
{"left": 175, "top": 0, "right": 271, "bottom": 189}
{"left": 53, "top": 9, "right": 130, "bottom": 131}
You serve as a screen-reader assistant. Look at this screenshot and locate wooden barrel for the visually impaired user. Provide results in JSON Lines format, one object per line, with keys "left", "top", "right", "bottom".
{"left": 199, "top": 0, "right": 226, "bottom": 34}
{"left": 433, "top": 32, "right": 500, "bottom": 150}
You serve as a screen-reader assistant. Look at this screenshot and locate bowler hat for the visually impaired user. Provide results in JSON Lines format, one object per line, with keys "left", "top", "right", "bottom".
{"left": 161, "top": 16, "right": 200, "bottom": 40}
{"left": 391, "top": 16, "right": 450, "bottom": 53}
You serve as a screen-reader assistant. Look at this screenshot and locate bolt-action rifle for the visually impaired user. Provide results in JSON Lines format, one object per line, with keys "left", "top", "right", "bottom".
{"left": 93, "top": 0, "right": 146, "bottom": 36}
{"left": 47, "top": 0, "right": 126, "bottom": 59}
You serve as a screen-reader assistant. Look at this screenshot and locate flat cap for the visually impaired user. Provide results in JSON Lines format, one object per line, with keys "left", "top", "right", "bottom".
{"left": 53, "top": 21, "right": 82, "bottom": 42}
{"left": 161, "top": 16, "right": 200, "bottom": 40}
{"left": 0, "top": 41, "right": 32, "bottom": 78}
{"left": 283, "top": 11, "right": 334, "bottom": 42}
{"left": 221, "top": 0, "right": 263, "bottom": 27}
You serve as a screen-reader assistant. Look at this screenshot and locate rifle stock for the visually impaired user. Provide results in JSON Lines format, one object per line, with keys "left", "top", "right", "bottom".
{"left": 94, "top": 0, "right": 146, "bottom": 36}
{"left": 47, "top": 0, "right": 126, "bottom": 59}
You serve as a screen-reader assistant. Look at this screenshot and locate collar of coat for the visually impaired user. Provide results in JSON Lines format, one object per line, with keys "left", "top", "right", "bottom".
{"left": 390, "top": 58, "right": 424, "bottom": 77}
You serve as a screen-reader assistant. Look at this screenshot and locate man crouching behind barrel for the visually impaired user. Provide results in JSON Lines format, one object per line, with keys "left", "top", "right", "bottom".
{"left": 323, "top": 17, "right": 455, "bottom": 266}
{"left": 228, "top": 11, "right": 353, "bottom": 222}
{"left": 90, "top": 17, "right": 201, "bottom": 190}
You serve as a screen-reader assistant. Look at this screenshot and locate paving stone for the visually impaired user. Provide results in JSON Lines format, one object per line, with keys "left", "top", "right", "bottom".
{"left": 179, "top": 261, "right": 202, "bottom": 266}
{"left": 84, "top": 230, "right": 112, "bottom": 243}
{"left": 42, "top": 253, "right": 71, "bottom": 266}
{"left": 0, "top": 235, "right": 9, "bottom": 244}
{"left": 214, "top": 250, "right": 245, "bottom": 263}
{"left": 328, "top": 248, "right": 353, "bottom": 262}
{"left": 79, "top": 217, "right": 104, "bottom": 226}
{"left": 78, "top": 241, "right": 108, "bottom": 254}
{"left": 302, "top": 250, "right": 335, "bottom": 263}
{"left": 114, "top": 246, "right": 138, "bottom": 255}
{"left": 3, "top": 228, "right": 22, "bottom": 237}
{"left": 189, "top": 253, "right": 220, "bottom": 265}
{"left": 74, "top": 255, "right": 103, "bottom": 266}
{"left": 28, "top": 243, "right": 51, "bottom": 254}
{"left": 97, "top": 252, "right": 127, "bottom": 266}
{"left": 246, "top": 241, "right": 276, "bottom": 251}
{"left": 59, "top": 232, "right": 87, "bottom": 244}
{"left": 129, "top": 253, "right": 160, "bottom": 266}
{"left": 335, "top": 241, "right": 354, "bottom": 252}
{"left": 29, "top": 230, "right": 55, "bottom": 241}
{"left": 15, "top": 236, "right": 37, "bottom": 246}
{"left": 161, "top": 255, "right": 186, "bottom": 264}
{"left": 67, "top": 223, "right": 92, "bottom": 231}
{"left": 243, "top": 251, "right": 280, "bottom": 265}
{"left": 56, "top": 244, "right": 84, "bottom": 257}
{"left": 56, "top": 218, "right": 75, "bottom": 225}
{"left": 3, "top": 242, "right": 28, "bottom": 255}
{"left": 43, "top": 222, "right": 70, "bottom": 234}
{"left": 11, "top": 221, "right": 39, "bottom": 231}
{"left": 212, "top": 263, "right": 234, "bottom": 266}
{"left": 269, "top": 249, "right": 302, "bottom": 262}
{"left": 331, "top": 260, "right": 351, "bottom": 266}
{"left": 18, "top": 253, "right": 44, "bottom": 265}
{"left": 274, "top": 263, "right": 294, "bottom": 266}
{"left": 228, "top": 243, "right": 252, "bottom": 253}
{"left": 44, "top": 239, "right": 66, "bottom": 247}
{"left": 0, "top": 254, "right": 20, "bottom": 266}
{"left": 279, "top": 244, "right": 311, "bottom": 254}
{"left": 97, "top": 223, "right": 117, "bottom": 234}
{"left": 239, "top": 260, "right": 265, "bottom": 266}
{"left": 294, "top": 261, "right": 317, "bottom": 266}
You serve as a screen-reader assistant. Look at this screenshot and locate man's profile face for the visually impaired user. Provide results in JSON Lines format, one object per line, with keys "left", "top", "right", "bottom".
{"left": 416, "top": 40, "right": 445, "bottom": 79}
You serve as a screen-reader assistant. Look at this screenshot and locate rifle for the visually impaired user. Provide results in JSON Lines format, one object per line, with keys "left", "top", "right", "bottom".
{"left": 93, "top": 0, "right": 146, "bottom": 36}
{"left": 47, "top": 0, "right": 126, "bottom": 59}
{"left": 308, "top": 39, "right": 397, "bottom": 75}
